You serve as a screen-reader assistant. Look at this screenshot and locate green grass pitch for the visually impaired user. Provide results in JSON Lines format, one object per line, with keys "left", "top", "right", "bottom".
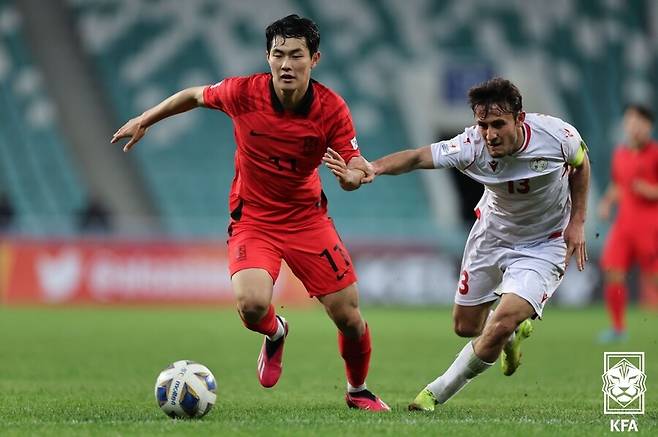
{"left": 0, "top": 305, "right": 656, "bottom": 436}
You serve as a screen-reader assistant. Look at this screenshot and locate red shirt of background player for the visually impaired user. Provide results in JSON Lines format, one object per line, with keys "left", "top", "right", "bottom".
{"left": 610, "top": 140, "right": 658, "bottom": 226}
{"left": 602, "top": 140, "right": 658, "bottom": 274}
{"left": 203, "top": 73, "right": 360, "bottom": 228}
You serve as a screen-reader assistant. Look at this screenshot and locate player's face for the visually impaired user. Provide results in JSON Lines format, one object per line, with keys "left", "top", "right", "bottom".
{"left": 623, "top": 108, "right": 653, "bottom": 148}
{"left": 267, "top": 36, "right": 320, "bottom": 93}
{"left": 474, "top": 105, "right": 526, "bottom": 158}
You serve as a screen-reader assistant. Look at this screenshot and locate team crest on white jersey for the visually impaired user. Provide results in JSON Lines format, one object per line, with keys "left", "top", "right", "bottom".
{"left": 529, "top": 158, "right": 548, "bottom": 172}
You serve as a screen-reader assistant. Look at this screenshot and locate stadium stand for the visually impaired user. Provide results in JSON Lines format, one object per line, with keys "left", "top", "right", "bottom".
{"left": 65, "top": 0, "right": 432, "bottom": 238}
{"left": 3, "top": 0, "right": 656, "bottom": 242}
{"left": 0, "top": 1, "right": 85, "bottom": 234}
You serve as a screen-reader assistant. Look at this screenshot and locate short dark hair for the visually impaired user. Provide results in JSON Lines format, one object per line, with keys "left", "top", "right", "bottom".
{"left": 265, "top": 14, "right": 320, "bottom": 56}
{"left": 468, "top": 77, "right": 523, "bottom": 119}
{"left": 625, "top": 103, "right": 654, "bottom": 123}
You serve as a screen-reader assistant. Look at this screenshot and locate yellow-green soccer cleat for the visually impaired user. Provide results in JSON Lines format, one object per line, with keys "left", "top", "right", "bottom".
{"left": 501, "top": 319, "right": 533, "bottom": 376}
{"left": 408, "top": 388, "right": 438, "bottom": 412}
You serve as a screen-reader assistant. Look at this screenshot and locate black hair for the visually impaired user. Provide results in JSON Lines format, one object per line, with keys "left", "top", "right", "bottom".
{"left": 625, "top": 103, "right": 654, "bottom": 123}
{"left": 468, "top": 77, "right": 523, "bottom": 119}
{"left": 265, "top": 14, "right": 320, "bottom": 56}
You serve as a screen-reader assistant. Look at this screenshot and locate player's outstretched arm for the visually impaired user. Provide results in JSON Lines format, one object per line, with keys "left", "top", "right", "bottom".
{"left": 370, "top": 145, "right": 434, "bottom": 177}
{"left": 322, "top": 148, "right": 369, "bottom": 191}
{"left": 111, "top": 86, "right": 206, "bottom": 152}
{"left": 564, "top": 154, "right": 590, "bottom": 271}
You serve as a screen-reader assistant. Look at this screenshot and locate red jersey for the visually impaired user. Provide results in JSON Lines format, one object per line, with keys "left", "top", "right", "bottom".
{"left": 203, "top": 73, "right": 360, "bottom": 228}
{"left": 611, "top": 140, "right": 658, "bottom": 224}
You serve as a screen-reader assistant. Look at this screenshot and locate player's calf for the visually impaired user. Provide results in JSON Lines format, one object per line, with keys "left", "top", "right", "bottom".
{"left": 475, "top": 318, "right": 518, "bottom": 363}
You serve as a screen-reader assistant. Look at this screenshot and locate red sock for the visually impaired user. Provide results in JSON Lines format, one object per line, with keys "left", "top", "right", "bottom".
{"left": 605, "top": 283, "right": 627, "bottom": 332}
{"left": 338, "top": 323, "right": 371, "bottom": 388}
{"left": 239, "top": 304, "right": 278, "bottom": 337}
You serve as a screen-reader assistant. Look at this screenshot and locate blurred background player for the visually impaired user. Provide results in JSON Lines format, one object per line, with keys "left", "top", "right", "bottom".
{"left": 598, "top": 104, "right": 658, "bottom": 342}
{"left": 111, "top": 14, "right": 389, "bottom": 412}
{"left": 350, "top": 78, "right": 589, "bottom": 411}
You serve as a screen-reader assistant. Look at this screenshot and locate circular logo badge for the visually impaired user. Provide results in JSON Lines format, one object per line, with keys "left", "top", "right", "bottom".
{"left": 529, "top": 158, "right": 548, "bottom": 172}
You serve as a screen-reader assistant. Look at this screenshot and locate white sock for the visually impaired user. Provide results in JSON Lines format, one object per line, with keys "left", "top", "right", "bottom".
{"left": 347, "top": 383, "right": 367, "bottom": 393}
{"left": 486, "top": 309, "right": 515, "bottom": 346}
{"left": 426, "top": 341, "right": 494, "bottom": 404}
{"left": 267, "top": 316, "right": 285, "bottom": 342}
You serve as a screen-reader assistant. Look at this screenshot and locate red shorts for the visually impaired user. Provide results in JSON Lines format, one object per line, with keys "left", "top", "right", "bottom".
{"left": 601, "top": 221, "right": 658, "bottom": 272}
{"left": 227, "top": 217, "right": 357, "bottom": 297}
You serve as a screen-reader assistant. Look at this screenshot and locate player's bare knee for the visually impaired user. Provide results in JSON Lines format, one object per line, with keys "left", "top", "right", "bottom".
{"left": 453, "top": 320, "right": 482, "bottom": 338}
{"left": 236, "top": 297, "right": 270, "bottom": 323}
{"left": 322, "top": 295, "right": 362, "bottom": 334}
{"left": 337, "top": 314, "right": 363, "bottom": 335}
{"left": 331, "top": 311, "right": 364, "bottom": 337}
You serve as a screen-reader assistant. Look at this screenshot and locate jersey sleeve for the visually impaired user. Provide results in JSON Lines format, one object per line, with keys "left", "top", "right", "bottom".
{"left": 326, "top": 97, "right": 360, "bottom": 163}
{"left": 559, "top": 122, "right": 587, "bottom": 166}
{"left": 202, "top": 77, "right": 242, "bottom": 116}
{"left": 430, "top": 128, "right": 476, "bottom": 170}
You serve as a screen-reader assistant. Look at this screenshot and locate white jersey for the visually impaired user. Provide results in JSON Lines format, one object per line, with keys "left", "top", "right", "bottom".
{"left": 431, "top": 113, "right": 584, "bottom": 245}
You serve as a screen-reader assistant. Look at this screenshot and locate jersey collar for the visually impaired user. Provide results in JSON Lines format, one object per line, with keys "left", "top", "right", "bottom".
{"left": 512, "top": 122, "right": 532, "bottom": 155}
{"left": 269, "top": 76, "right": 315, "bottom": 116}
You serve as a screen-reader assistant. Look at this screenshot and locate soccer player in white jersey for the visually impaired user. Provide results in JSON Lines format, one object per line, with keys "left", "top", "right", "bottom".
{"left": 356, "top": 77, "right": 589, "bottom": 411}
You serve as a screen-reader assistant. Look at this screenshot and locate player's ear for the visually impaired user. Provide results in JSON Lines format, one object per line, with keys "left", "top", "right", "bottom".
{"left": 311, "top": 51, "right": 321, "bottom": 69}
{"left": 516, "top": 111, "right": 526, "bottom": 124}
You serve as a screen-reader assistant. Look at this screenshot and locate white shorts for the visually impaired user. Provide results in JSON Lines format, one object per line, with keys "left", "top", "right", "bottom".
{"left": 454, "top": 220, "right": 567, "bottom": 318}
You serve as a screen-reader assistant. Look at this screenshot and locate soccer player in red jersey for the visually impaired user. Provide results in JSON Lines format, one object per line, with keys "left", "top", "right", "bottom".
{"left": 598, "top": 104, "right": 658, "bottom": 342}
{"left": 111, "top": 15, "right": 389, "bottom": 411}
